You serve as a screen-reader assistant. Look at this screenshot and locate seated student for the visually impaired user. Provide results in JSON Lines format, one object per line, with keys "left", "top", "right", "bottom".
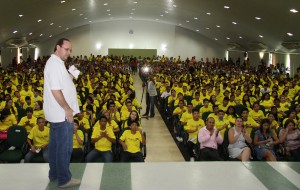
{"left": 260, "top": 93, "right": 273, "bottom": 111}
{"left": 254, "top": 118, "right": 279, "bottom": 161}
{"left": 85, "top": 116, "right": 116, "bottom": 162}
{"left": 173, "top": 92, "right": 186, "bottom": 107}
{"left": 1, "top": 106, "right": 17, "bottom": 127}
{"left": 199, "top": 98, "right": 213, "bottom": 119}
{"left": 120, "top": 101, "right": 137, "bottom": 122}
{"left": 279, "top": 119, "right": 300, "bottom": 161}
{"left": 83, "top": 104, "right": 95, "bottom": 125}
{"left": 33, "top": 100, "right": 44, "bottom": 119}
{"left": 172, "top": 100, "right": 187, "bottom": 118}
{"left": 207, "top": 105, "right": 219, "bottom": 121}
{"left": 226, "top": 106, "right": 237, "bottom": 125}
{"left": 107, "top": 102, "right": 121, "bottom": 124}
{"left": 228, "top": 118, "right": 252, "bottom": 161}
{"left": 76, "top": 110, "right": 91, "bottom": 135}
{"left": 241, "top": 108, "right": 259, "bottom": 134}
{"left": 160, "top": 85, "right": 171, "bottom": 100}
{"left": 18, "top": 107, "right": 37, "bottom": 133}
{"left": 103, "top": 110, "right": 120, "bottom": 133}
{"left": 218, "top": 97, "right": 230, "bottom": 112}
{"left": 249, "top": 102, "right": 265, "bottom": 123}
{"left": 282, "top": 110, "right": 300, "bottom": 127}
{"left": 215, "top": 110, "right": 230, "bottom": 138}
{"left": 71, "top": 120, "right": 84, "bottom": 162}
{"left": 198, "top": 117, "right": 223, "bottom": 161}
{"left": 23, "top": 96, "right": 35, "bottom": 110}
{"left": 191, "top": 92, "right": 201, "bottom": 107}
{"left": 25, "top": 117, "right": 50, "bottom": 163}
{"left": 185, "top": 109, "right": 205, "bottom": 160}
{"left": 267, "top": 113, "right": 280, "bottom": 134}
{"left": 119, "top": 121, "right": 146, "bottom": 162}
{"left": 179, "top": 103, "right": 194, "bottom": 138}
{"left": 123, "top": 110, "right": 141, "bottom": 129}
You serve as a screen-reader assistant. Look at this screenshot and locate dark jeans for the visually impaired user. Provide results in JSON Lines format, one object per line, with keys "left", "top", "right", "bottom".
{"left": 200, "top": 147, "right": 223, "bottom": 161}
{"left": 48, "top": 120, "right": 74, "bottom": 186}
{"left": 121, "top": 151, "right": 144, "bottom": 162}
{"left": 291, "top": 147, "right": 300, "bottom": 161}
{"left": 187, "top": 141, "right": 195, "bottom": 157}
{"left": 71, "top": 148, "right": 84, "bottom": 162}
{"left": 145, "top": 93, "right": 156, "bottom": 116}
{"left": 24, "top": 147, "right": 49, "bottom": 163}
{"left": 85, "top": 149, "right": 113, "bottom": 162}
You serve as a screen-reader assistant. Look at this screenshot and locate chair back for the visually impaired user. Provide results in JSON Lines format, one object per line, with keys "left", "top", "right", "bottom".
{"left": 7, "top": 126, "right": 27, "bottom": 148}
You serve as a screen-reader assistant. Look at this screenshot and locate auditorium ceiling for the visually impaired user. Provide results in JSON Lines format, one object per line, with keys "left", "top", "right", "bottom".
{"left": 1, "top": 0, "right": 300, "bottom": 53}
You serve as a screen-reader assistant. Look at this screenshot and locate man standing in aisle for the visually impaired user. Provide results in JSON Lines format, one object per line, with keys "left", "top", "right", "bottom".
{"left": 44, "top": 38, "right": 81, "bottom": 188}
{"left": 142, "top": 74, "right": 157, "bottom": 118}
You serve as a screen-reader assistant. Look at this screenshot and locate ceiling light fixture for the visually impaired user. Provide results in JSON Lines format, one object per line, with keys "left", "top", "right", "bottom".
{"left": 130, "top": 12, "right": 134, "bottom": 15}
{"left": 287, "top": 32, "right": 293, "bottom": 36}
{"left": 206, "top": 12, "right": 211, "bottom": 15}
{"left": 259, "top": 35, "right": 263, "bottom": 38}
{"left": 216, "top": 25, "right": 220, "bottom": 28}
{"left": 108, "top": 13, "right": 111, "bottom": 16}
{"left": 226, "top": 37, "right": 230, "bottom": 40}
{"left": 19, "top": 14, "right": 23, "bottom": 17}
{"left": 132, "top": 9, "right": 135, "bottom": 11}
{"left": 59, "top": 26, "right": 62, "bottom": 28}
{"left": 224, "top": 6, "right": 230, "bottom": 9}
{"left": 232, "top": 22, "right": 237, "bottom": 25}
{"left": 49, "top": 35, "right": 52, "bottom": 37}
{"left": 214, "top": 38, "right": 218, "bottom": 41}
{"left": 194, "top": 17, "right": 198, "bottom": 20}
{"left": 205, "top": 27, "right": 210, "bottom": 30}
{"left": 178, "top": 23, "right": 182, "bottom": 26}
{"left": 66, "top": 28, "right": 69, "bottom": 30}
{"left": 239, "top": 36, "right": 243, "bottom": 39}
{"left": 29, "top": 33, "right": 32, "bottom": 35}
{"left": 40, "top": 34, "right": 43, "bottom": 36}
{"left": 72, "top": 8, "right": 76, "bottom": 11}
{"left": 160, "top": 14, "right": 164, "bottom": 17}
{"left": 37, "top": 19, "right": 42, "bottom": 22}
{"left": 104, "top": 3, "right": 108, "bottom": 6}
{"left": 196, "top": 29, "right": 199, "bottom": 32}
{"left": 84, "top": 17, "right": 88, "bottom": 19}
{"left": 255, "top": 17, "right": 261, "bottom": 20}
{"left": 80, "top": 13, "right": 84, "bottom": 16}
{"left": 50, "top": 23, "right": 54, "bottom": 25}
{"left": 129, "top": 16, "right": 133, "bottom": 19}
{"left": 13, "top": 31, "right": 18, "bottom": 34}
{"left": 107, "top": 9, "right": 110, "bottom": 12}
{"left": 186, "top": 20, "right": 190, "bottom": 23}
{"left": 133, "top": 1, "right": 138, "bottom": 4}
{"left": 156, "top": 18, "right": 159, "bottom": 21}
{"left": 60, "top": 1, "right": 65, "bottom": 3}
{"left": 290, "top": 9, "right": 298, "bottom": 13}
{"left": 173, "top": 5, "right": 177, "bottom": 7}
{"left": 165, "top": 11, "right": 169, "bottom": 13}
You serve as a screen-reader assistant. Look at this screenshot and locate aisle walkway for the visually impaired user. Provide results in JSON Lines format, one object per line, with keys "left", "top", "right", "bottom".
{"left": 131, "top": 73, "right": 184, "bottom": 162}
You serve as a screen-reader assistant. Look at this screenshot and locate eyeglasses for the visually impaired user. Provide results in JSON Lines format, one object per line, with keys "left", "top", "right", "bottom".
{"left": 60, "top": 46, "right": 72, "bottom": 53}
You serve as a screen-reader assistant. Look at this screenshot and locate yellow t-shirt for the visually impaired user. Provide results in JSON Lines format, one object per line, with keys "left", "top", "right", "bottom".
{"left": 185, "top": 119, "right": 205, "bottom": 143}
{"left": 191, "top": 99, "right": 202, "bottom": 107}
{"left": 91, "top": 126, "right": 115, "bottom": 151}
{"left": 243, "top": 117, "right": 259, "bottom": 134}
{"left": 106, "top": 120, "right": 120, "bottom": 131}
{"left": 260, "top": 100, "right": 273, "bottom": 110}
{"left": 173, "top": 106, "right": 187, "bottom": 118}
{"left": 33, "top": 110, "right": 44, "bottom": 119}
{"left": 73, "top": 130, "right": 84, "bottom": 149}
{"left": 27, "top": 126, "right": 50, "bottom": 148}
{"left": 77, "top": 117, "right": 91, "bottom": 130}
{"left": 199, "top": 106, "right": 213, "bottom": 118}
{"left": 215, "top": 118, "right": 230, "bottom": 138}
{"left": 180, "top": 112, "right": 193, "bottom": 125}
{"left": 18, "top": 116, "right": 37, "bottom": 132}
{"left": 0, "top": 114, "right": 17, "bottom": 131}
{"left": 120, "top": 130, "right": 142, "bottom": 153}
{"left": 249, "top": 110, "right": 265, "bottom": 121}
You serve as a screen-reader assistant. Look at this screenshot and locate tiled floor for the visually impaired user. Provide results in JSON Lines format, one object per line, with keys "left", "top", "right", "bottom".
{"left": 1, "top": 162, "right": 300, "bottom": 190}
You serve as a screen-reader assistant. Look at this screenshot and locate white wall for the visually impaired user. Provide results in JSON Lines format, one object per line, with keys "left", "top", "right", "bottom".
{"left": 0, "top": 48, "right": 17, "bottom": 68}
{"left": 38, "top": 20, "right": 226, "bottom": 59}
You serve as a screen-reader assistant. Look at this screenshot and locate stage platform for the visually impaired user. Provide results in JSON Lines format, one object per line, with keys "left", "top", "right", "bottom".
{"left": 0, "top": 162, "right": 300, "bottom": 190}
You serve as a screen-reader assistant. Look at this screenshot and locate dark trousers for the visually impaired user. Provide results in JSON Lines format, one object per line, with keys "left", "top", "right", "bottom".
{"left": 121, "top": 151, "right": 144, "bottom": 162}
{"left": 145, "top": 92, "right": 156, "bottom": 116}
{"left": 291, "top": 147, "right": 300, "bottom": 161}
{"left": 187, "top": 141, "right": 195, "bottom": 157}
{"left": 200, "top": 147, "right": 223, "bottom": 161}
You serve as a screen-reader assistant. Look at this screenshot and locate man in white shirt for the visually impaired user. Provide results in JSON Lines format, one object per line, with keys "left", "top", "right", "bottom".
{"left": 43, "top": 38, "right": 81, "bottom": 188}
{"left": 161, "top": 85, "right": 171, "bottom": 99}
{"left": 142, "top": 75, "right": 157, "bottom": 118}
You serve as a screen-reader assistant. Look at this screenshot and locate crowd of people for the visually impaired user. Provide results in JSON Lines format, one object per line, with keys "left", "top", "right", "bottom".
{"left": 0, "top": 53, "right": 300, "bottom": 163}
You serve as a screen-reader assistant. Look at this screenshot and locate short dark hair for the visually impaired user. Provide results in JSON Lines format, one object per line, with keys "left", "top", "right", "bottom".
{"left": 54, "top": 38, "right": 70, "bottom": 52}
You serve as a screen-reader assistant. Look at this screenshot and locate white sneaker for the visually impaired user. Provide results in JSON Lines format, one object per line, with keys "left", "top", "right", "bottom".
{"left": 176, "top": 136, "right": 183, "bottom": 142}
{"left": 190, "top": 157, "right": 195, "bottom": 162}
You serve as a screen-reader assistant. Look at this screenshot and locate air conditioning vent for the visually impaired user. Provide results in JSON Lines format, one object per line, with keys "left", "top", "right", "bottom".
{"left": 227, "top": 42, "right": 242, "bottom": 50}
{"left": 248, "top": 42, "right": 267, "bottom": 50}
{"left": 281, "top": 42, "right": 300, "bottom": 50}
{"left": 5, "top": 37, "right": 27, "bottom": 47}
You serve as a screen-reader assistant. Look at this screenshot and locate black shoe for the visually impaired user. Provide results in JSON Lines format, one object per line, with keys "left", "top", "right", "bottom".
{"left": 142, "top": 113, "right": 148, "bottom": 116}
{"left": 149, "top": 115, "right": 155, "bottom": 118}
